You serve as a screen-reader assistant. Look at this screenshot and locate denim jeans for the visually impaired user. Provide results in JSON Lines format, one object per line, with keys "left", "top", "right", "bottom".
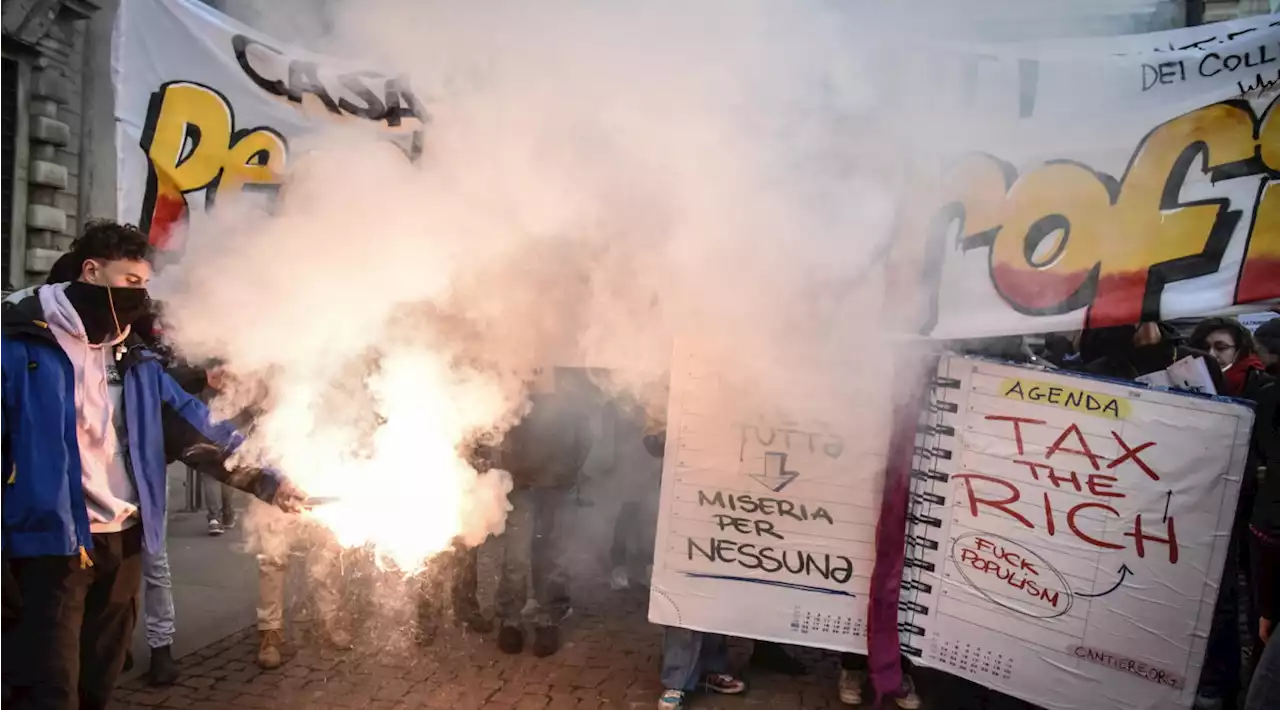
{"left": 202, "top": 475, "right": 236, "bottom": 525}
{"left": 496, "top": 488, "right": 572, "bottom": 628}
{"left": 142, "top": 478, "right": 175, "bottom": 649}
{"left": 660, "top": 628, "right": 728, "bottom": 692}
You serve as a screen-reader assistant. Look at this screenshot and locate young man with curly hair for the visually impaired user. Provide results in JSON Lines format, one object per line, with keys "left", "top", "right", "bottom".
{"left": 2, "top": 221, "right": 304, "bottom": 709}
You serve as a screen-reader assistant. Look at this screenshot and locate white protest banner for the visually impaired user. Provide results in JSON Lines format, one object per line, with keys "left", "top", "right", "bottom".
{"left": 112, "top": 0, "right": 424, "bottom": 248}
{"left": 887, "top": 14, "right": 1280, "bottom": 339}
{"left": 904, "top": 355, "right": 1253, "bottom": 709}
{"left": 1135, "top": 354, "right": 1219, "bottom": 395}
{"left": 115, "top": 4, "right": 1278, "bottom": 338}
{"left": 647, "top": 341, "right": 894, "bottom": 652}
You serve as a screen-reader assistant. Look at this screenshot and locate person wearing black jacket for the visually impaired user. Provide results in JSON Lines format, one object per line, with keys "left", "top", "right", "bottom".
{"left": 1186, "top": 319, "right": 1280, "bottom": 709}
{"left": 494, "top": 375, "right": 592, "bottom": 658}
{"left": 1076, "top": 321, "right": 1226, "bottom": 390}
{"left": 1075, "top": 322, "right": 1252, "bottom": 708}
{"left": 130, "top": 309, "right": 187, "bottom": 687}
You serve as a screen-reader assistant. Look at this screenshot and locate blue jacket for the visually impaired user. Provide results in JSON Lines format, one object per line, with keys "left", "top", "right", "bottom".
{"left": 2, "top": 293, "right": 281, "bottom": 558}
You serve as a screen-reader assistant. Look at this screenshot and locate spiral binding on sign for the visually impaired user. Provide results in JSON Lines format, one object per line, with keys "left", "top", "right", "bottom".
{"left": 900, "top": 369, "right": 959, "bottom": 658}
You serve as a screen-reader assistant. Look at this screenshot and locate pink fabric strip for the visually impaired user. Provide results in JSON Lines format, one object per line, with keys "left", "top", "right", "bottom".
{"left": 866, "top": 360, "right": 930, "bottom": 699}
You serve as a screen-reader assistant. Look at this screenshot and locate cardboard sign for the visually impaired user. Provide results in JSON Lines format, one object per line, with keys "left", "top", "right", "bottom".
{"left": 903, "top": 355, "right": 1252, "bottom": 709}
{"left": 647, "top": 342, "right": 893, "bottom": 652}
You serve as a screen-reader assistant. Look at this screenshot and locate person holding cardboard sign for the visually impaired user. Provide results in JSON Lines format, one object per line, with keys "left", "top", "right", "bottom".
{"left": 644, "top": 426, "right": 749, "bottom": 709}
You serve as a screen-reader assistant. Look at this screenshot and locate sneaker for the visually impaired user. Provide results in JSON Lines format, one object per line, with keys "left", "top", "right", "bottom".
{"left": 532, "top": 625, "right": 560, "bottom": 657}
{"left": 893, "top": 674, "right": 921, "bottom": 710}
{"left": 222, "top": 517, "right": 237, "bottom": 530}
{"left": 147, "top": 644, "right": 179, "bottom": 686}
{"left": 658, "top": 689, "right": 686, "bottom": 709}
{"left": 257, "top": 629, "right": 284, "bottom": 669}
{"left": 838, "top": 668, "right": 864, "bottom": 705}
{"left": 611, "top": 566, "right": 631, "bottom": 590}
{"left": 497, "top": 625, "right": 524, "bottom": 654}
{"left": 207, "top": 519, "right": 224, "bottom": 536}
{"left": 703, "top": 673, "right": 746, "bottom": 695}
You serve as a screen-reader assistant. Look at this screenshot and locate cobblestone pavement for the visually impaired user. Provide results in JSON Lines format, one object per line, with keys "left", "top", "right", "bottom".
{"left": 109, "top": 577, "right": 1039, "bottom": 710}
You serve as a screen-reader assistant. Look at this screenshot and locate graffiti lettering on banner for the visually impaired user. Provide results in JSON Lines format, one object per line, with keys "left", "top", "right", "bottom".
{"left": 136, "top": 35, "right": 426, "bottom": 247}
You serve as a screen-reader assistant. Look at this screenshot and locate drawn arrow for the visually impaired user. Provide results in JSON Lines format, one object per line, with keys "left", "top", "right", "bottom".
{"left": 1077, "top": 564, "right": 1134, "bottom": 598}
{"left": 750, "top": 452, "right": 799, "bottom": 493}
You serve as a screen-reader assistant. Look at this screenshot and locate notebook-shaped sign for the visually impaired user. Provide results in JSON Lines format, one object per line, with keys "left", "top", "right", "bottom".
{"left": 648, "top": 340, "right": 893, "bottom": 653}
{"left": 905, "top": 354, "right": 1252, "bottom": 710}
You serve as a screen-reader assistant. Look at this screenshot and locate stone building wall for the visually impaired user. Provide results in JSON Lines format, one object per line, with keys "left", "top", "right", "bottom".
{"left": 2, "top": 0, "right": 109, "bottom": 289}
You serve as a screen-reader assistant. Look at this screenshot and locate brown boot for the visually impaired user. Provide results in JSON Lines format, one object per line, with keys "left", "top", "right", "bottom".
{"left": 257, "top": 629, "right": 284, "bottom": 669}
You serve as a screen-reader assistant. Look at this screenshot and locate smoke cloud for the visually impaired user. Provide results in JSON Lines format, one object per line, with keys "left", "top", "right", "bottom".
{"left": 152, "top": 0, "right": 1143, "bottom": 573}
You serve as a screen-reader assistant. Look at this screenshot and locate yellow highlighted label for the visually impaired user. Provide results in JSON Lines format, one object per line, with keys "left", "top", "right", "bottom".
{"left": 999, "top": 378, "right": 1129, "bottom": 420}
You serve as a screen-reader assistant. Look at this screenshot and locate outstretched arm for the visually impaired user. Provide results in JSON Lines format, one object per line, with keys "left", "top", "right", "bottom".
{"left": 156, "top": 370, "right": 302, "bottom": 510}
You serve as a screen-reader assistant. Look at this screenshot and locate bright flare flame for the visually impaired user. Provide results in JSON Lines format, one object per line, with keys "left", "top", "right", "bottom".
{"left": 235, "top": 346, "right": 515, "bottom": 573}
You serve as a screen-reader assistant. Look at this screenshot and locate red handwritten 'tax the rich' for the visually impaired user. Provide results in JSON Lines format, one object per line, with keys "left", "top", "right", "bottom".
{"left": 951, "top": 415, "right": 1178, "bottom": 564}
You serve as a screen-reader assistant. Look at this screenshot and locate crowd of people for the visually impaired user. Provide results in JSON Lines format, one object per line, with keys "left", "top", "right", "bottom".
{"left": 2, "top": 219, "right": 1279, "bottom": 710}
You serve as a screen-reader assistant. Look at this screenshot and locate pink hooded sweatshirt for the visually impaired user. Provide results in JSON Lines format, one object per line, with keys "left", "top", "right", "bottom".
{"left": 38, "top": 283, "right": 140, "bottom": 532}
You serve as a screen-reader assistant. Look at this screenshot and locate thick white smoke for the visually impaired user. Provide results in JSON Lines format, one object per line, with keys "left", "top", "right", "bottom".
{"left": 151, "top": 0, "right": 1147, "bottom": 573}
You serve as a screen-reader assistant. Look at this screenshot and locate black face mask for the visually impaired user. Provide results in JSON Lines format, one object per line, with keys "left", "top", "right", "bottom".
{"left": 64, "top": 281, "right": 152, "bottom": 344}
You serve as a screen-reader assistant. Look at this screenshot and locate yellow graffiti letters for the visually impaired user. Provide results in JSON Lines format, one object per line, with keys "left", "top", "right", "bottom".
{"left": 921, "top": 99, "right": 1279, "bottom": 331}
{"left": 139, "top": 82, "right": 287, "bottom": 246}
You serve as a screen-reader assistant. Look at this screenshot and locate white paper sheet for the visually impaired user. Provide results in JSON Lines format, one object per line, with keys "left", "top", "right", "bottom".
{"left": 647, "top": 341, "right": 893, "bottom": 652}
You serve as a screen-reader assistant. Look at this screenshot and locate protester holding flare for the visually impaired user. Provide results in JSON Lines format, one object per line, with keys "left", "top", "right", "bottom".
{"left": 12, "top": 266, "right": 196, "bottom": 687}
{"left": 1, "top": 221, "right": 306, "bottom": 710}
